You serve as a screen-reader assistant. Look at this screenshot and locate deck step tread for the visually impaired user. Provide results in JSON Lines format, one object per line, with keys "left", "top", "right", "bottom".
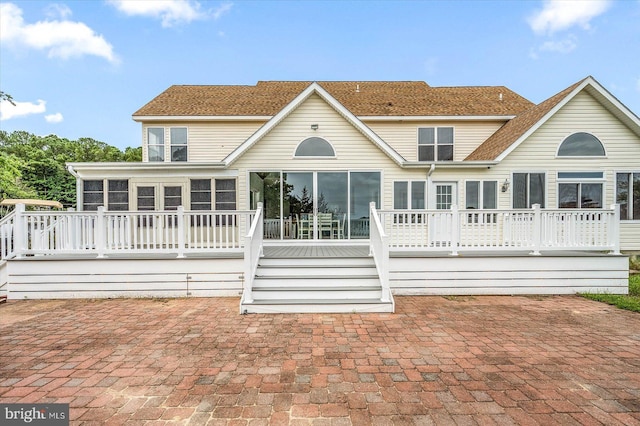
{"left": 252, "top": 286, "right": 381, "bottom": 291}
{"left": 255, "top": 275, "right": 380, "bottom": 279}
{"left": 247, "top": 298, "right": 390, "bottom": 305}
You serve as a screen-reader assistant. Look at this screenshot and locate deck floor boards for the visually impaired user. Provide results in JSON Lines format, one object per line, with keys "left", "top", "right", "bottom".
{"left": 263, "top": 245, "right": 370, "bottom": 258}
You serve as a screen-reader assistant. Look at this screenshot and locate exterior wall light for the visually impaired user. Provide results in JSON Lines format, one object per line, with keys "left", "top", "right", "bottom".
{"left": 311, "top": 124, "right": 319, "bottom": 131}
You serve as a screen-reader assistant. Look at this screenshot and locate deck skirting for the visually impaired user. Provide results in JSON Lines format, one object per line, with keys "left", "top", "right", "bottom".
{"left": 4, "top": 257, "right": 244, "bottom": 300}
{"left": 390, "top": 253, "right": 629, "bottom": 295}
{"left": 1, "top": 251, "right": 628, "bottom": 300}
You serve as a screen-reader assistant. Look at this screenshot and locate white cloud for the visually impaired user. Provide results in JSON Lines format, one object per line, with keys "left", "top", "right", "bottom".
{"left": 0, "top": 3, "right": 117, "bottom": 63}
{"left": 538, "top": 36, "right": 577, "bottom": 53}
{"left": 44, "top": 4, "right": 73, "bottom": 20}
{"left": 528, "top": 0, "right": 611, "bottom": 35}
{"left": 212, "top": 2, "right": 233, "bottom": 20}
{"left": 0, "top": 99, "right": 46, "bottom": 121}
{"left": 45, "top": 112, "right": 64, "bottom": 123}
{"left": 108, "top": 0, "right": 219, "bottom": 27}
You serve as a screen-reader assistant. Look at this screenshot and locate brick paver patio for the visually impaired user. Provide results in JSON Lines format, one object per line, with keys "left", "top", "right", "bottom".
{"left": 1, "top": 295, "right": 639, "bottom": 425}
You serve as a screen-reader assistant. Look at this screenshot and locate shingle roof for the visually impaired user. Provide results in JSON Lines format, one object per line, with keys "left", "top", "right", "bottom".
{"left": 132, "top": 81, "right": 534, "bottom": 117}
{"left": 465, "top": 79, "right": 585, "bottom": 161}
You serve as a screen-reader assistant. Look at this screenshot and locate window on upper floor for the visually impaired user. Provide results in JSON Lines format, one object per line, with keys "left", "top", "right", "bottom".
{"left": 513, "top": 173, "right": 545, "bottom": 208}
{"left": 147, "top": 128, "right": 164, "bottom": 162}
{"left": 557, "top": 172, "right": 604, "bottom": 209}
{"left": 170, "top": 127, "right": 187, "bottom": 162}
{"left": 616, "top": 172, "right": 640, "bottom": 220}
{"left": 294, "top": 137, "right": 335, "bottom": 157}
{"left": 418, "top": 127, "right": 454, "bottom": 161}
{"left": 557, "top": 132, "right": 605, "bottom": 157}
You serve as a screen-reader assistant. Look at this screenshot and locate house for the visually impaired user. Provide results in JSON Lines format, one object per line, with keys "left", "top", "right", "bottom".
{"left": 0, "top": 76, "right": 637, "bottom": 313}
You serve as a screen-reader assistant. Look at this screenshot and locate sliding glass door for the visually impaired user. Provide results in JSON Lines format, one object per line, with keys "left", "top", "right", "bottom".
{"left": 250, "top": 171, "right": 380, "bottom": 240}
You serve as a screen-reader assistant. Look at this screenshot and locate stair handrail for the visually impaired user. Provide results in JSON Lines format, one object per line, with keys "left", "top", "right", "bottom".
{"left": 0, "top": 207, "right": 18, "bottom": 262}
{"left": 369, "top": 202, "right": 394, "bottom": 309}
{"left": 242, "top": 202, "right": 263, "bottom": 308}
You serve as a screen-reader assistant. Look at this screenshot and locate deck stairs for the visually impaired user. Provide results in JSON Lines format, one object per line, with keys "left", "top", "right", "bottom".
{"left": 240, "top": 245, "right": 394, "bottom": 314}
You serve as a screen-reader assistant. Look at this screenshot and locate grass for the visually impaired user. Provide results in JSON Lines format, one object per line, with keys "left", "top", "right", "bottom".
{"left": 580, "top": 274, "right": 640, "bottom": 312}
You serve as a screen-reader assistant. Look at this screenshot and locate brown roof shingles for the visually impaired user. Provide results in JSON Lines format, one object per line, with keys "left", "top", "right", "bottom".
{"left": 465, "top": 79, "right": 585, "bottom": 161}
{"left": 132, "top": 81, "right": 534, "bottom": 118}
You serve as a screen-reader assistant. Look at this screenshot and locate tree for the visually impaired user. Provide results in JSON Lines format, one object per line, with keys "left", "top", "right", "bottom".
{"left": 0, "top": 152, "right": 37, "bottom": 199}
{"left": 0, "top": 130, "right": 142, "bottom": 207}
{"left": 0, "top": 91, "right": 16, "bottom": 106}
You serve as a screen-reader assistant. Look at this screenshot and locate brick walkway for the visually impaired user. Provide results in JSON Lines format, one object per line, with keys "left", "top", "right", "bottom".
{"left": 1, "top": 296, "right": 639, "bottom": 425}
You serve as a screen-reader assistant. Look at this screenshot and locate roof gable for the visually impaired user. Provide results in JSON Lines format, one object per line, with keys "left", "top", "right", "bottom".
{"left": 223, "top": 82, "right": 406, "bottom": 166}
{"left": 466, "top": 76, "right": 640, "bottom": 161}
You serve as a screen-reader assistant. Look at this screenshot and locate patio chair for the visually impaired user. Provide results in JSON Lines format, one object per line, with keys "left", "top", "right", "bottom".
{"left": 333, "top": 213, "right": 346, "bottom": 239}
{"left": 297, "top": 214, "right": 312, "bottom": 239}
{"left": 318, "top": 213, "right": 333, "bottom": 239}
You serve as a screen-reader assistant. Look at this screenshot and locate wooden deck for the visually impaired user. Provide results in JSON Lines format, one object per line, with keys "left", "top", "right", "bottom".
{"left": 263, "top": 245, "right": 369, "bottom": 258}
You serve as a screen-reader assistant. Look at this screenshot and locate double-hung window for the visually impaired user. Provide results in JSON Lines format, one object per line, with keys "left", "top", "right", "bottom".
{"left": 170, "top": 127, "right": 187, "bottom": 162}
{"left": 558, "top": 172, "right": 604, "bottom": 209}
{"left": 616, "top": 172, "right": 640, "bottom": 220}
{"left": 513, "top": 173, "right": 545, "bottom": 208}
{"left": 418, "top": 127, "right": 454, "bottom": 161}
{"left": 147, "top": 128, "right": 164, "bottom": 162}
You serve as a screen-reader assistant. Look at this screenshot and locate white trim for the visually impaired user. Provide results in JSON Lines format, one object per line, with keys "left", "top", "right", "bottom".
{"left": 496, "top": 76, "right": 640, "bottom": 162}
{"left": 463, "top": 179, "right": 499, "bottom": 210}
{"left": 429, "top": 181, "right": 458, "bottom": 210}
{"left": 402, "top": 161, "right": 498, "bottom": 168}
{"left": 555, "top": 131, "right": 607, "bottom": 158}
{"left": 169, "top": 126, "right": 189, "bottom": 162}
{"left": 416, "top": 126, "right": 454, "bottom": 162}
{"left": 556, "top": 172, "right": 605, "bottom": 209}
{"left": 223, "top": 82, "right": 406, "bottom": 167}
{"left": 293, "top": 136, "right": 337, "bottom": 158}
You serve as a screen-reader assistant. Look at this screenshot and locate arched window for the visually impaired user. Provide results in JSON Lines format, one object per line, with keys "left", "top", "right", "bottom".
{"left": 294, "top": 137, "right": 336, "bottom": 157}
{"left": 557, "top": 132, "right": 605, "bottom": 157}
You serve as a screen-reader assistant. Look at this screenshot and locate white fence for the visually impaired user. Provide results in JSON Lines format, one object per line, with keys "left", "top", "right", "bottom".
{"left": 369, "top": 203, "right": 393, "bottom": 307}
{"left": 379, "top": 204, "right": 621, "bottom": 255}
{"left": 0, "top": 205, "right": 255, "bottom": 261}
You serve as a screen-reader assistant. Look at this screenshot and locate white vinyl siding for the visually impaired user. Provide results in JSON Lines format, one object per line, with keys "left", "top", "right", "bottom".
{"left": 367, "top": 120, "right": 505, "bottom": 161}
{"left": 231, "top": 94, "right": 426, "bottom": 212}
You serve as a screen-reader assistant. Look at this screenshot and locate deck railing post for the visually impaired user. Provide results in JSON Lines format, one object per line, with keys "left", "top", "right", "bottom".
{"left": 610, "top": 203, "right": 621, "bottom": 255}
{"left": 450, "top": 205, "right": 459, "bottom": 256}
{"left": 177, "top": 206, "right": 185, "bottom": 258}
{"left": 97, "top": 206, "right": 106, "bottom": 258}
{"left": 531, "top": 204, "right": 542, "bottom": 256}
{"left": 14, "top": 203, "right": 26, "bottom": 258}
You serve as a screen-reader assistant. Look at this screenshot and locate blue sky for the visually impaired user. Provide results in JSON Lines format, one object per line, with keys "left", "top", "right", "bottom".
{"left": 1, "top": 0, "right": 639, "bottom": 150}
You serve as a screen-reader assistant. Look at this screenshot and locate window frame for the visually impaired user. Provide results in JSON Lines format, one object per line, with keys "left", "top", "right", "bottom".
{"left": 170, "top": 127, "right": 188, "bottom": 162}
{"left": 417, "top": 126, "right": 454, "bottom": 162}
{"left": 147, "top": 127, "right": 165, "bottom": 162}
{"left": 107, "top": 179, "right": 129, "bottom": 211}
{"left": 512, "top": 172, "right": 546, "bottom": 209}
{"left": 556, "top": 132, "right": 606, "bottom": 158}
{"left": 557, "top": 172, "right": 605, "bottom": 209}
{"left": 214, "top": 179, "right": 237, "bottom": 211}
{"left": 82, "top": 180, "right": 104, "bottom": 211}
{"left": 465, "top": 180, "right": 498, "bottom": 210}
{"left": 293, "top": 137, "right": 336, "bottom": 158}
{"left": 393, "top": 181, "right": 426, "bottom": 210}
{"left": 616, "top": 171, "right": 640, "bottom": 221}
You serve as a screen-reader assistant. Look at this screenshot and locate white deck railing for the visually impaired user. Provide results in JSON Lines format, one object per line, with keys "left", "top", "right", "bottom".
{"left": 379, "top": 204, "right": 621, "bottom": 255}
{"left": 242, "top": 202, "right": 264, "bottom": 306}
{"left": 369, "top": 202, "right": 393, "bottom": 306}
{"left": 0, "top": 205, "right": 255, "bottom": 260}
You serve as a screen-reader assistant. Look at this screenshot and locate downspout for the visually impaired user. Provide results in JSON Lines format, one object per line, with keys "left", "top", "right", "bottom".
{"left": 66, "top": 165, "right": 82, "bottom": 211}
{"left": 427, "top": 164, "right": 436, "bottom": 209}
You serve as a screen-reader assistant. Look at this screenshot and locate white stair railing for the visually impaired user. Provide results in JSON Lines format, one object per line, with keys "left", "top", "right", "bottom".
{"left": 370, "top": 202, "right": 393, "bottom": 307}
{"left": 242, "top": 202, "right": 263, "bottom": 307}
